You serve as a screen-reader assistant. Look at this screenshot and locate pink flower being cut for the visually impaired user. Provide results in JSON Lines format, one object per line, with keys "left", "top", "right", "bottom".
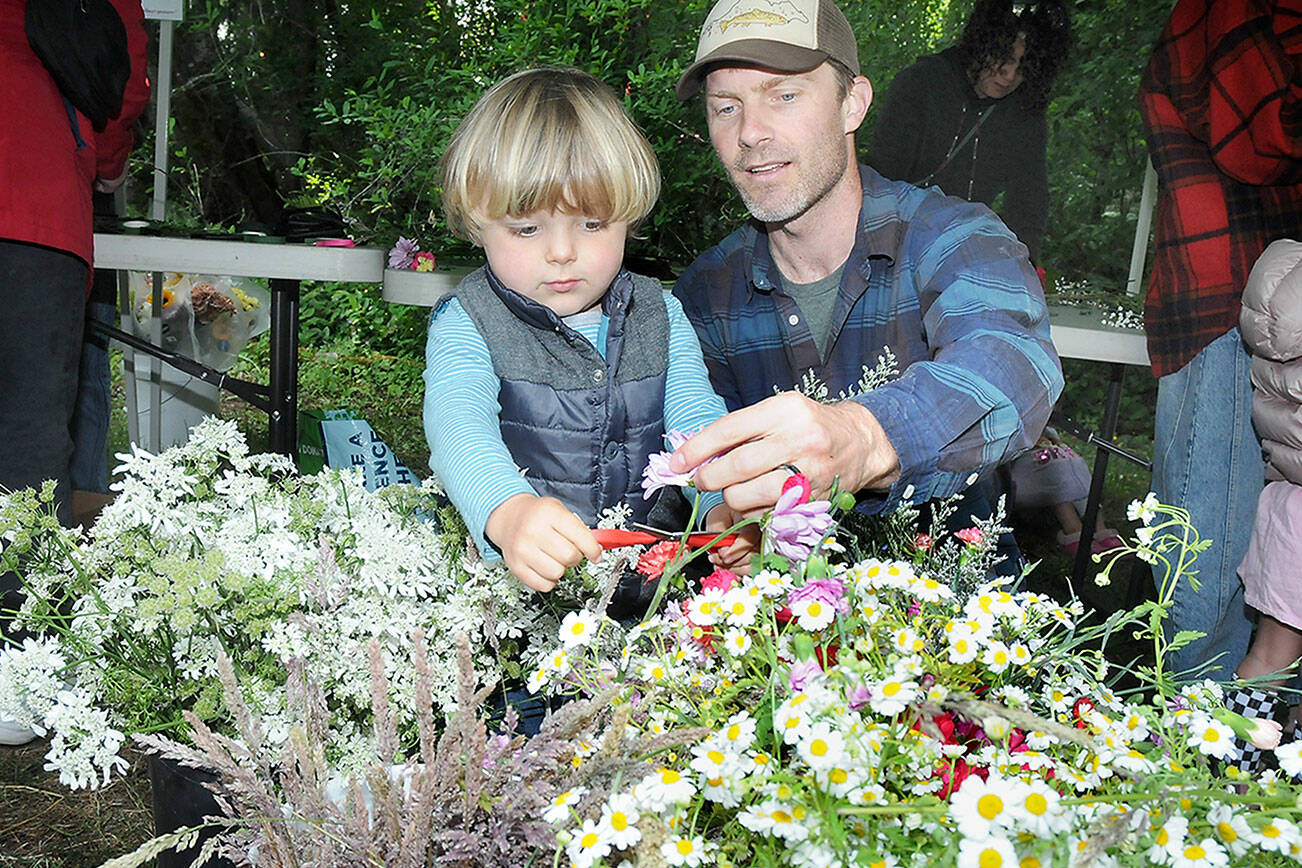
{"left": 767, "top": 485, "right": 834, "bottom": 561}
{"left": 780, "top": 472, "right": 812, "bottom": 504}
{"left": 387, "top": 236, "right": 418, "bottom": 269}
{"left": 788, "top": 576, "right": 849, "bottom": 616}
{"left": 701, "top": 568, "right": 739, "bottom": 593}
{"left": 641, "top": 427, "right": 719, "bottom": 499}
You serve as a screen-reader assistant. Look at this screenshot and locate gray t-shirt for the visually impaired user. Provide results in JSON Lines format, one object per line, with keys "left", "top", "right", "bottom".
{"left": 780, "top": 265, "right": 845, "bottom": 361}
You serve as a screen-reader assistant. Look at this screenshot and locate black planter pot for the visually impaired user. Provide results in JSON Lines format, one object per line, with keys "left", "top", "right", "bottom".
{"left": 148, "top": 755, "right": 236, "bottom": 868}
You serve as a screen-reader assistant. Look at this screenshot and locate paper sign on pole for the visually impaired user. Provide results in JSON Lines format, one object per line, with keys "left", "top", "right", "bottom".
{"left": 143, "top": 0, "right": 183, "bottom": 21}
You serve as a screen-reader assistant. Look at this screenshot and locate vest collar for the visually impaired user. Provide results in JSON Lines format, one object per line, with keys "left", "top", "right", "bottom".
{"left": 485, "top": 266, "right": 633, "bottom": 332}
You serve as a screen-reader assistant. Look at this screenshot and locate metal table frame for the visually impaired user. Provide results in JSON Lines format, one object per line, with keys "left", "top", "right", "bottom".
{"left": 1046, "top": 303, "right": 1152, "bottom": 586}
{"left": 92, "top": 234, "right": 384, "bottom": 456}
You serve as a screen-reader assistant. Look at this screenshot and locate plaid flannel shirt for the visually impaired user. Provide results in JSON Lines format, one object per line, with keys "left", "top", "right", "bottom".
{"left": 672, "top": 166, "right": 1062, "bottom": 515}
{"left": 1139, "top": 0, "right": 1302, "bottom": 378}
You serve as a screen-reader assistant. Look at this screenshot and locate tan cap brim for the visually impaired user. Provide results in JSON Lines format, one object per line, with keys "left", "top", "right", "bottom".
{"left": 675, "top": 40, "right": 829, "bottom": 100}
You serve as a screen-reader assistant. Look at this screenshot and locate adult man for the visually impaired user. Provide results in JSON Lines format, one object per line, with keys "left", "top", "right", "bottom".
{"left": 668, "top": 0, "right": 1063, "bottom": 536}
{"left": 1139, "top": 0, "right": 1302, "bottom": 680}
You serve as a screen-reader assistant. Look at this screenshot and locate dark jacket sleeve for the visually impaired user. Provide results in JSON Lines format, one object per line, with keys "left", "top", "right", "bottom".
{"left": 996, "top": 110, "right": 1048, "bottom": 262}
{"left": 866, "top": 62, "right": 931, "bottom": 184}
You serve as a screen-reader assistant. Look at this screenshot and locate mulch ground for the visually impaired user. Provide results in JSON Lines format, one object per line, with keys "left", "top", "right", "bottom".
{"left": 0, "top": 739, "right": 153, "bottom": 867}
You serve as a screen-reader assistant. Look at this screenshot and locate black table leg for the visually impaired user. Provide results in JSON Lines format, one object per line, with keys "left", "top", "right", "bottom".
{"left": 1072, "top": 362, "right": 1125, "bottom": 587}
{"left": 269, "top": 277, "right": 300, "bottom": 457}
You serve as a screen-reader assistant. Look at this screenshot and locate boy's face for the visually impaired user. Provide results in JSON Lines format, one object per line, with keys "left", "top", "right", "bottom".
{"left": 478, "top": 210, "right": 628, "bottom": 317}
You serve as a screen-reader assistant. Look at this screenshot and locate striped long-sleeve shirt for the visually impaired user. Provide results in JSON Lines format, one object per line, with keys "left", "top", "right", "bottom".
{"left": 423, "top": 290, "right": 727, "bottom": 559}
{"left": 673, "top": 165, "right": 1062, "bottom": 515}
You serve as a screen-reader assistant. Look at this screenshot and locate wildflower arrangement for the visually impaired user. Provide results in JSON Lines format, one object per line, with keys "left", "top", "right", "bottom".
{"left": 521, "top": 484, "right": 1302, "bottom": 867}
{"left": 387, "top": 236, "right": 437, "bottom": 271}
{"left": 0, "top": 418, "right": 625, "bottom": 790}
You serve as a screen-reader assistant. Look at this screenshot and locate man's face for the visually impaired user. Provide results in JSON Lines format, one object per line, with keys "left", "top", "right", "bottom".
{"left": 703, "top": 62, "right": 861, "bottom": 225}
{"left": 974, "top": 34, "right": 1027, "bottom": 100}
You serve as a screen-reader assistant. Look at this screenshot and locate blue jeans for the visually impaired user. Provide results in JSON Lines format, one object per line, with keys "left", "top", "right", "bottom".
{"left": 1152, "top": 328, "right": 1259, "bottom": 680}
{"left": 69, "top": 300, "right": 115, "bottom": 494}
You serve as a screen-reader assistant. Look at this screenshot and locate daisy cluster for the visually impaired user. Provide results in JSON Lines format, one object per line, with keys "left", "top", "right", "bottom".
{"left": 0, "top": 418, "right": 593, "bottom": 789}
{"left": 534, "top": 507, "right": 1302, "bottom": 867}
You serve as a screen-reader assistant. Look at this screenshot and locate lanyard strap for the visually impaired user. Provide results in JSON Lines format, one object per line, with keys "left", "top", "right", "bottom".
{"left": 915, "top": 102, "right": 996, "bottom": 188}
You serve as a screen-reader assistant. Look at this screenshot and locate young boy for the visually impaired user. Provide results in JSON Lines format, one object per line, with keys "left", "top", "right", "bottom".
{"left": 424, "top": 67, "right": 754, "bottom": 600}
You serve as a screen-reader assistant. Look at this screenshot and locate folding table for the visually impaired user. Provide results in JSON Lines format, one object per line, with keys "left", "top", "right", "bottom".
{"left": 91, "top": 233, "right": 385, "bottom": 458}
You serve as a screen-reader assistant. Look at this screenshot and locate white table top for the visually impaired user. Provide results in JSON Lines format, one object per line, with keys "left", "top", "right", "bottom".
{"left": 1046, "top": 302, "right": 1149, "bottom": 368}
{"left": 94, "top": 233, "right": 385, "bottom": 283}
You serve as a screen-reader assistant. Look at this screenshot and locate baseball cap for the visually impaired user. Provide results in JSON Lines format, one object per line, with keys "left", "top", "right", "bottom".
{"left": 676, "top": 0, "right": 861, "bottom": 100}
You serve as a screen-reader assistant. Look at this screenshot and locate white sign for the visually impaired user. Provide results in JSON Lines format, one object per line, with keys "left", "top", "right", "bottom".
{"left": 143, "top": 0, "right": 184, "bottom": 21}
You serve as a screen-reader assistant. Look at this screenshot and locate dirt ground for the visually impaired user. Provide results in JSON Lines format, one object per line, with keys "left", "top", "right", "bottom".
{"left": 0, "top": 739, "right": 153, "bottom": 867}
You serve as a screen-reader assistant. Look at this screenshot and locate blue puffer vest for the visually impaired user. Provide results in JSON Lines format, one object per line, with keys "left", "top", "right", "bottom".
{"left": 452, "top": 267, "right": 669, "bottom": 526}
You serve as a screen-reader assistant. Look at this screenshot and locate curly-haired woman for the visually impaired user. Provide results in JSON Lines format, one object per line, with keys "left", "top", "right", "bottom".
{"left": 867, "top": 0, "right": 1073, "bottom": 263}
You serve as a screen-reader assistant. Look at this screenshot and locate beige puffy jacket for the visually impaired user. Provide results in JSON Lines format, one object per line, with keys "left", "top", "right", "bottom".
{"left": 1240, "top": 239, "right": 1302, "bottom": 484}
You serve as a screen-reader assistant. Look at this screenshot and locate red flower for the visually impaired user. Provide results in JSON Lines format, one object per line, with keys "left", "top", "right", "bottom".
{"left": 636, "top": 541, "right": 680, "bottom": 579}
{"left": 700, "top": 567, "right": 738, "bottom": 593}
{"left": 780, "top": 472, "right": 813, "bottom": 504}
{"left": 914, "top": 532, "right": 934, "bottom": 552}
{"left": 954, "top": 527, "right": 984, "bottom": 547}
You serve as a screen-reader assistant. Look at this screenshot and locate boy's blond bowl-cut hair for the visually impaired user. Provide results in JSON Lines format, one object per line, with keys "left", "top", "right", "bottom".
{"left": 441, "top": 67, "right": 661, "bottom": 244}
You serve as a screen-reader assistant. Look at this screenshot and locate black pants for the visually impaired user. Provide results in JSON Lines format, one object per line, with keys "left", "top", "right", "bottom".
{"left": 1, "top": 239, "right": 87, "bottom": 614}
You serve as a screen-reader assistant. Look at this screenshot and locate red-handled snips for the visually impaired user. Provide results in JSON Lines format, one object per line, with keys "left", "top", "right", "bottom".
{"left": 591, "top": 522, "right": 736, "bottom": 550}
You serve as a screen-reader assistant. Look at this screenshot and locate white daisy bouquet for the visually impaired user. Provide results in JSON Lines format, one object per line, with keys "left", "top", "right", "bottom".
{"left": 0, "top": 417, "right": 621, "bottom": 790}
{"left": 529, "top": 483, "right": 1302, "bottom": 868}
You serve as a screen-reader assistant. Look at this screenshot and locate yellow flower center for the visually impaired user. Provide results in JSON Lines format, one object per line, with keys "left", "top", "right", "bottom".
{"left": 978, "top": 847, "right": 1004, "bottom": 868}
{"left": 1217, "top": 822, "right": 1237, "bottom": 842}
{"left": 772, "top": 810, "right": 792, "bottom": 824}
{"left": 581, "top": 832, "right": 599, "bottom": 848}
{"left": 727, "top": 724, "right": 741, "bottom": 740}
{"left": 708, "top": 749, "right": 725, "bottom": 764}
{"left": 570, "top": 622, "right": 585, "bottom": 635}
{"left": 611, "top": 813, "right": 627, "bottom": 831}
{"left": 676, "top": 839, "right": 694, "bottom": 855}
{"left": 661, "top": 769, "right": 680, "bottom": 784}
{"left": 808, "top": 601, "right": 822, "bottom": 616}
{"left": 1184, "top": 845, "right": 1206, "bottom": 859}
{"left": 1264, "top": 825, "right": 1282, "bottom": 839}
{"left": 810, "top": 739, "right": 827, "bottom": 757}
{"left": 883, "top": 682, "right": 901, "bottom": 697}
{"left": 977, "top": 793, "right": 1004, "bottom": 821}
{"left": 1025, "top": 793, "right": 1047, "bottom": 816}
{"left": 830, "top": 768, "right": 848, "bottom": 784}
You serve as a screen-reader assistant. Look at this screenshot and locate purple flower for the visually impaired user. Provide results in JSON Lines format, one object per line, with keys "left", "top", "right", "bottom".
{"left": 640, "top": 427, "right": 718, "bottom": 499}
{"left": 387, "top": 236, "right": 419, "bottom": 269}
{"left": 767, "top": 485, "right": 834, "bottom": 561}
{"left": 788, "top": 576, "right": 849, "bottom": 615}
{"left": 848, "top": 685, "right": 873, "bottom": 710}
{"left": 641, "top": 450, "right": 694, "bottom": 499}
{"left": 788, "top": 659, "right": 823, "bottom": 691}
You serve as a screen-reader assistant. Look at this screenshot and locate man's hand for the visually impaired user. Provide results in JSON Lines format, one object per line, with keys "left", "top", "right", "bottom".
{"left": 669, "top": 393, "right": 901, "bottom": 516}
{"left": 703, "top": 503, "right": 760, "bottom": 574}
{"left": 485, "top": 493, "right": 602, "bottom": 592}
{"left": 94, "top": 167, "right": 128, "bottom": 194}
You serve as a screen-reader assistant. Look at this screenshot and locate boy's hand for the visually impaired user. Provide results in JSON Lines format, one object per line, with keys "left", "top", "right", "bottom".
{"left": 704, "top": 503, "right": 760, "bottom": 575}
{"left": 485, "top": 493, "right": 602, "bottom": 592}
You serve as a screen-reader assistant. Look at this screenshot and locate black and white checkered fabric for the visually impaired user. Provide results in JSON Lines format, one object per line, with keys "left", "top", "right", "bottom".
{"left": 1222, "top": 685, "right": 1286, "bottom": 776}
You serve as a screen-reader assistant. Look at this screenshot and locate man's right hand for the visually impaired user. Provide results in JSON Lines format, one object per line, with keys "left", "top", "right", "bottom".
{"left": 485, "top": 493, "right": 603, "bottom": 592}
{"left": 668, "top": 392, "right": 901, "bottom": 516}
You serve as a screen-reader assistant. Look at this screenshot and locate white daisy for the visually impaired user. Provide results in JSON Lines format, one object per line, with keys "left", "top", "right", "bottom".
{"left": 950, "top": 773, "right": 1022, "bottom": 838}
{"left": 599, "top": 793, "right": 641, "bottom": 850}
{"left": 565, "top": 818, "right": 612, "bottom": 868}
{"left": 541, "top": 786, "right": 586, "bottom": 825}
{"left": 661, "top": 834, "right": 711, "bottom": 867}
{"left": 796, "top": 722, "right": 848, "bottom": 770}
{"left": 956, "top": 835, "right": 1018, "bottom": 868}
{"left": 1185, "top": 713, "right": 1236, "bottom": 760}
{"left": 1170, "top": 837, "right": 1229, "bottom": 868}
